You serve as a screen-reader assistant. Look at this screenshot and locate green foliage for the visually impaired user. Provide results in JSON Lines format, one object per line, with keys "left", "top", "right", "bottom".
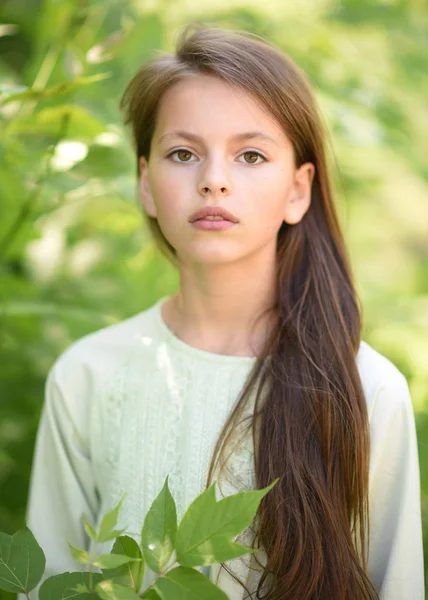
{"left": 175, "top": 484, "right": 274, "bottom": 567}
{"left": 101, "top": 538, "right": 145, "bottom": 593}
{"left": 96, "top": 579, "right": 140, "bottom": 600}
{"left": 153, "top": 567, "right": 229, "bottom": 600}
{"left": 0, "top": 75, "right": 111, "bottom": 108}
{"left": 140, "top": 477, "right": 177, "bottom": 574}
{"left": 95, "top": 495, "right": 128, "bottom": 543}
{"left": 0, "top": 528, "right": 45, "bottom": 594}
{"left": 39, "top": 572, "right": 104, "bottom": 600}
{"left": 0, "top": 477, "right": 278, "bottom": 599}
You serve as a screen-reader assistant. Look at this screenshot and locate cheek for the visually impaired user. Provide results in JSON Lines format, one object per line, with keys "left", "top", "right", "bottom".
{"left": 148, "top": 176, "right": 189, "bottom": 244}
{"left": 150, "top": 176, "right": 183, "bottom": 219}
{"left": 244, "top": 171, "right": 289, "bottom": 223}
{"left": 151, "top": 163, "right": 190, "bottom": 209}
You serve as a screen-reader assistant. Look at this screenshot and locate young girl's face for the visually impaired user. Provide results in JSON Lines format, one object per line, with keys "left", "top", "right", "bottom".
{"left": 139, "top": 74, "right": 314, "bottom": 265}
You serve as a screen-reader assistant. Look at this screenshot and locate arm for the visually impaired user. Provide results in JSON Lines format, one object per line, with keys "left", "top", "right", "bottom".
{"left": 18, "top": 360, "right": 99, "bottom": 600}
{"left": 366, "top": 372, "right": 424, "bottom": 599}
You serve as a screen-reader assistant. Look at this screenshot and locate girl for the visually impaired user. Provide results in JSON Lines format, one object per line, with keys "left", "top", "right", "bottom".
{"left": 22, "top": 24, "right": 423, "bottom": 600}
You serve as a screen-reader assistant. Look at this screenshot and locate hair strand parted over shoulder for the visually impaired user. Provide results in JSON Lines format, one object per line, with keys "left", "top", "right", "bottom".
{"left": 120, "top": 22, "right": 379, "bottom": 600}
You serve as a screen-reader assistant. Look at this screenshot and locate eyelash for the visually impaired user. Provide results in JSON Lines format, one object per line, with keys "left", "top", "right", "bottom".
{"left": 166, "top": 148, "right": 267, "bottom": 165}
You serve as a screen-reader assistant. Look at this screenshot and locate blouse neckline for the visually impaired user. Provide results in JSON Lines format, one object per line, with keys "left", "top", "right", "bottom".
{"left": 152, "top": 295, "right": 259, "bottom": 366}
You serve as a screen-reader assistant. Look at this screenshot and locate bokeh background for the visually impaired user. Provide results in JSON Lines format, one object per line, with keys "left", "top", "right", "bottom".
{"left": 0, "top": 0, "right": 427, "bottom": 597}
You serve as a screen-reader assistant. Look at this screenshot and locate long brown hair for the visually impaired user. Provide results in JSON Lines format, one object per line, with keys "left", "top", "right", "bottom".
{"left": 119, "top": 23, "right": 379, "bottom": 600}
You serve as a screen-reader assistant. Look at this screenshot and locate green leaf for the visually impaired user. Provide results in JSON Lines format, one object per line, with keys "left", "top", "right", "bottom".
{"left": 96, "top": 579, "right": 140, "bottom": 600}
{"left": 93, "top": 554, "right": 139, "bottom": 569}
{"left": 66, "top": 541, "right": 90, "bottom": 564}
{"left": 175, "top": 480, "right": 279, "bottom": 567}
{"left": 140, "top": 590, "right": 162, "bottom": 599}
{"left": 97, "top": 493, "right": 127, "bottom": 543}
{"left": 0, "top": 526, "right": 45, "bottom": 593}
{"left": 39, "top": 571, "right": 103, "bottom": 600}
{"left": 83, "top": 513, "right": 98, "bottom": 542}
{"left": 154, "top": 566, "right": 229, "bottom": 600}
{"left": 102, "top": 536, "right": 145, "bottom": 592}
{"left": 96, "top": 528, "right": 127, "bottom": 543}
{"left": 141, "top": 476, "right": 177, "bottom": 573}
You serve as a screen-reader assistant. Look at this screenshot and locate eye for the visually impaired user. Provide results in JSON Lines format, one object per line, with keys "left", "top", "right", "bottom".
{"left": 167, "top": 149, "right": 195, "bottom": 162}
{"left": 239, "top": 151, "right": 266, "bottom": 165}
{"left": 166, "top": 148, "right": 267, "bottom": 165}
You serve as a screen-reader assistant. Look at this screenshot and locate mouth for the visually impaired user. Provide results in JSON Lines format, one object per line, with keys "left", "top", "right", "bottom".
{"left": 194, "top": 216, "right": 229, "bottom": 222}
{"left": 189, "top": 206, "right": 239, "bottom": 223}
{"left": 190, "top": 217, "right": 237, "bottom": 231}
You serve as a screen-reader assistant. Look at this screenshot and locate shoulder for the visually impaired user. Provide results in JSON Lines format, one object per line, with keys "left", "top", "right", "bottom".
{"left": 357, "top": 343, "right": 420, "bottom": 501}
{"left": 47, "top": 301, "right": 160, "bottom": 400}
{"left": 41, "top": 301, "right": 162, "bottom": 444}
{"left": 356, "top": 339, "right": 413, "bottom": 424}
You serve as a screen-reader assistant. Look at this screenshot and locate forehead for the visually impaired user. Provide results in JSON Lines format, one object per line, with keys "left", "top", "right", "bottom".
{"left": 152, "top": 74, "right": 290, "bottom": 146}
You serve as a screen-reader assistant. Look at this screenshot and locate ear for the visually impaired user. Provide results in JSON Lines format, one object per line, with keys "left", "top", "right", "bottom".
{"left": 283, "top": 162, "right": 315, "bottom": 225}
{"left": 139, "top": 156, "right": 157, "bottom": 218}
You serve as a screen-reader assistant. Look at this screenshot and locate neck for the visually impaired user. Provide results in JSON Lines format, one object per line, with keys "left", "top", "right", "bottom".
{"left": 162, "top": 249, "right": 278, "bottom": 357}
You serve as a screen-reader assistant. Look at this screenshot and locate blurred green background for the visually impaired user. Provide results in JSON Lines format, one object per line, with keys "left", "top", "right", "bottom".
{"left": 0, "top": 0, "right": 427, "bottom": 597}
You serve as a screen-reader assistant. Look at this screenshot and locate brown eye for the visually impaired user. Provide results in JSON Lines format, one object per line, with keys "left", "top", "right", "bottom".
{"left": 241, "top": 151, "right": 264, "bottom": 164}
{"left": 175, "top": 150, "right": 192, "bottom": 162}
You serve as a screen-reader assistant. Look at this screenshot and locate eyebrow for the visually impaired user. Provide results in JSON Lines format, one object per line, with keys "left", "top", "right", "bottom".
{"left": 157, "top": 130, "right": 279, "bottom": 147}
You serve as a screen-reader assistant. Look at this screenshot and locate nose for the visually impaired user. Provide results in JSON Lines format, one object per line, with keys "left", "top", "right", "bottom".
{"left": 198, "top": 156, "right": 231, "bottom": 197}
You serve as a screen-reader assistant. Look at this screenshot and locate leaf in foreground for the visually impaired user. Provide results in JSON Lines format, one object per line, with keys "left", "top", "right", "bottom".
{"left": 102, "top": 536, "right": 145, "bottom": 592}
{"left": 96, "top": 579, "right": 140, "bottom": 600}
{"left": 97, "top": 493, "right": 128, "bottom": 542}
{"left": 39, "top": 571, "right": 103, "bottom": 600}
{"left": 140, "top": 589, "right": 162, "bottom": 599}
{"left": 83, "top": 513, "right": 98, "bottom": 542}
{"left": 93, "top": 554, "right": 139, "bottom": 570}
{"left": 176, "top": 480, "right": 278, "bottom": 567}
{"left": 141, "top": 476, "right": 177, "bottom": 573}
{"left": 0, "top": 527, "right": 45, "bottom": 593}
{"left": 154, "top": 566, "right": 229, "bottom": 600}
{"left": 66, "top": 541, "right": 90, "bottom": 564}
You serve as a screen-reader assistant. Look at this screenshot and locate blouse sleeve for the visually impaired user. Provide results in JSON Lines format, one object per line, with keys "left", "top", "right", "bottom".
{"left": 17, "top": 360, "right": 99, "bottom": 600}
{"left": 366, "top": 371, "right": 424, "bottom": 599}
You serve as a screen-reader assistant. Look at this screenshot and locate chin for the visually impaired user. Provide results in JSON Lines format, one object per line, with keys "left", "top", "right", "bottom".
{"left": 176, "top": 245, "right": 243, "bottom": 266}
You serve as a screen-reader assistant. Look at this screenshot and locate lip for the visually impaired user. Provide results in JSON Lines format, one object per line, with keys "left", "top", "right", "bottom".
{"left": 188, "top": 205, "right": 239, "bottom": 223}
{"left": 191, "top": 219, "right": 236, "bottom": 231}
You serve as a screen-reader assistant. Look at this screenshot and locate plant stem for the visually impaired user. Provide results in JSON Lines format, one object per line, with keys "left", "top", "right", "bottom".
{"left": 158, "top": 550, "right": 179, "bottom": 576}
{"left": 88, "top": 562, "right": 93, "bottom": 590}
